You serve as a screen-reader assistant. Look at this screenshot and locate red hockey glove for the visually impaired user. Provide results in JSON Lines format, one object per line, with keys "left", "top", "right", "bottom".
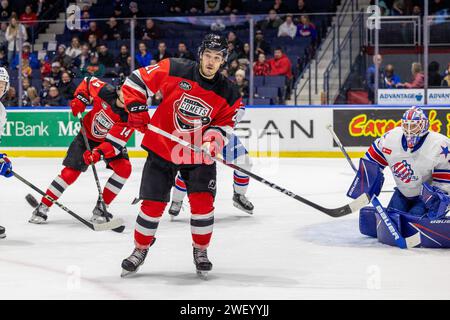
{"left": 70, "top": 94, "right": 89, "bottom": 117}
{"left": 126, "top": 103, "right": 150, "bottom": 133}
{"left": 83, "top": 148, "right": 102, "bottom": 165}
{"left": 202, "top": 129, "right": 225, "bottom": 165}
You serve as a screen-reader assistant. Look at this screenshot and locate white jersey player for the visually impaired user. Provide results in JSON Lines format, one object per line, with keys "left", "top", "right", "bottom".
{"left": 364, "top": 106, "right": 450, "bottom": 216}
{"left": 0, "top": 67, "right": 11, "bottom": 238}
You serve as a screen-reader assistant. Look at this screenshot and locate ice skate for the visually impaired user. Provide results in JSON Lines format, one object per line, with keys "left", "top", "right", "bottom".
{"left": 168, "top": 200, "right": 183, "bottom": 220}
{"left": 0, "top": 225, "right": 5, "bottom": 239}
{"left": 121, "top": 248, "right": 149, "bottom": 277}
{"left": 90, "top": 199, "right": 113, "bottom": 223}
{"left": 193, "top": 247, "right": 212, "bottom": 279}
{"left": 29, "top": 203, "right": 49, "bottom": 224}
{"left": 233, "top": 192, "right": 254, "bottom": 214}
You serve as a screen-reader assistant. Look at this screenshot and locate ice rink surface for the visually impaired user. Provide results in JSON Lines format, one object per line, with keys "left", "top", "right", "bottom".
{"left": 0, "top": 157, "right": 449, "bottom": 300}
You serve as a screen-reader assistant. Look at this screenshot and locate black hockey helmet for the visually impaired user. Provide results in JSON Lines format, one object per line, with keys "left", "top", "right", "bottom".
{"left": 198, "top": 33, "right": 228, "bottom": 61}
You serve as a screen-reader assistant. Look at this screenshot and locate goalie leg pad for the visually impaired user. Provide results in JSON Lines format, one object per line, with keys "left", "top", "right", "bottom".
{"left": 359, "top": 206, "right": 378, "bottom": 238}
{"left": 347, "top": 158, "right": 384, "bottom": 200}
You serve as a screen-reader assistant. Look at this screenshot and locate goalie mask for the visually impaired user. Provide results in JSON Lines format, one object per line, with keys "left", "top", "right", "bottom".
{"left": 401, "top": 106, "right": 429, "bottom": 149}
{"left": 0, "top": 67, "right": 9, "bottom": 99}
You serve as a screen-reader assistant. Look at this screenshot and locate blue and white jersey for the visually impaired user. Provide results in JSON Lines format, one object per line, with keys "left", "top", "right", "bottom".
{"left": 365, "top": 126, "right": 450, "bottom": 198}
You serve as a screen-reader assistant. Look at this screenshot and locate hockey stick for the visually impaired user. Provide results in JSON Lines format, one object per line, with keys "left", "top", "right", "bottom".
{"left": 12, "top": 171, "right": 124, "bottom": 231}
{"left": 77, "top": 114, "right": 125, "bottom": 233}
{"left": 146, "top": 124, "right": 369, "bottom": 217}
{"left": 325, "top": 125, "right": 393, "bottom": 194}
{"left": 326, "top": 125, "right": 421, "bottom": 249}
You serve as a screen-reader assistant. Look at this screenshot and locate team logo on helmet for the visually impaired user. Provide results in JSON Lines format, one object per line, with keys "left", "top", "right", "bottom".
{"left": 91, "top": 110, "right": 114, "bottom": 139}
{"left": 391, "top": 160, "right": 418, "bottom": 183}
{"left": 179, "top": 81, "right": 192, "bottom": 91}
{"left": 173, "top": 93, "right": 212, "bottom": 132}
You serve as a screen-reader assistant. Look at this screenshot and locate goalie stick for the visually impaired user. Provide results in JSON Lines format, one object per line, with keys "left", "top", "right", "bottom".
{"left": 77, "top": 114, "right": 125, "bottom": 233}
{"left": 13, "top": 171, "right": 124, "bottom": 232}
{"left": 326, "top": 124, "right": 421, "bottom": 249}
{"left": 146, "top": 124, "right": 369, "bottom": 218}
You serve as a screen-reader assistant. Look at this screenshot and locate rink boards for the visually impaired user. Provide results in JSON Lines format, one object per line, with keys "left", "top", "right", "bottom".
{"left": 2, "top": 105, "right": 450, "bottom": 158}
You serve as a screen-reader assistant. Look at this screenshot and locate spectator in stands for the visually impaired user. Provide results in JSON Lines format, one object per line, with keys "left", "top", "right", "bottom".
{"left": 20, "top": 5, "right": 38, "bottom": 29}
{"left": 226, "top": 41, "right": 240, "bottom": 65}
{"left": 383, "top": 64, "right": 401, "bottom": 88}
{"left": 295, "top": 0, "right": 310, "bottom": 15}
{"left": 139, "top": 18, "right": 161, "bottom": 41}
{"left": 185, "top": 0, "right": 203, "bottom": 14}
{"left": 11, "top": 42, "right": 39, "bottom": 70}
{"left": 103, "top": 17, "right": 123, "bottom": 41}
{"left": 366, "top": 54, "right": 384, "bottom": 103}
{"left": 84, "top": 21, "right": 103, "bottom": 43}
{"left": 428, "top": 61, "right": 442, "bottom": 87}
{"left": 154, "top": 42, "right": 171, "bottom": 62}
{"left": 23, "top": 85, "right": 38, "bottom": 106}
{"left": 97, "top": 44, "right": 115, "bottom": 68}
{"left": 36, "top": 0, "right": 50, "bottom": 18}
{"left": 227, "top": 31, "right": 243, "bottom": 54}
{"left": 0, "top": 22, "right": 7, "bottom": 50}
{"left": 53, "top": 44, "right": 73, "bottom": 70}
{"left": 174, "top": 42, "right": 195, "bottom": 60}
{"left": 81, "top": 52, "right": 105, "bottom": 77}
{"left": 205, "top": 0, "right": 221, "bottom": 14}
{"left": 268, "top": 47, "right": 293, "bottom": 97}
{"left": 112, "top": 3, "right": 125, "bottom": 21}
{"left": 228, "top": 59, "right": 240, "bottom": 77}
{"left": 378, "top": 1, "right": 391, "bottom": 16}
{"left": 27, "top": 87, "right": 41, "bottom": 107}
{"left": 278, "top": 14, "right": 297, "bottom": 39}
{"left": 397, "top": 62, "right": 424, "bottom": 88}
{"left": 135, "top": 42, "right": 152, "bottom": 67}
{"left": 441, "top": 63, "right": 450, "bottom": 87}
{"left": 297, "top": 15, "right": 317, "bottom": 42}
{"left": 254, "top": 29, "right": 271, "bottom": 57}
{"left": 238, "top": 43, "right": 250, "bottom": 65}
{"left": 40, "top": 56, "right": 51, "bottom": 78}
{"left": 21, "top": 78, "right": 34, "bottom": 105}
{"left": 80, "top": 10, "right": 91, "bottom": 32}
{"left": 126, "top": 1, "right": 143, "bottom": 25}
{"left": 392, "top": 0, "right": 406, "bottom": 15}
{"left": 87, "top": 34, "right": 99, "bottom": 51}
{"left": 49, "top": 61, "right": 63, "bottom": 85}
{"left": 43, "top": 86, "right": 64, "bottom": 107}
{"left": 272, "top": 0, "right": 288, "bottom": 13}
{"left": 2, "top": 86, "right": 18, "bottom": 107}
{"left": 58, "top": 72, "right": 76, "bottom": 101}
{"left": 412, "top": 5, "right": 422, "bottom": 15}
{"left": 115, "top": 44, "right": 130, "bottom": 69}
{"left": 0, "top": 0, "right": 12, "bottom": 22}
{"left": 259, "top": 9, "right": 283, "bottom": 30}
{"left": 0, "top": 49, "right": 7, "bottom": 67}
{"left": 40, "top": 77, "right": 51, "bottom": 101}
{"left": 221, "top": 68, "right": 229, "bottom": 78}
{"left": 253, "top": 52, "right": 271, "bottom": 76}
{"left": 6, "top": 16, "right": 27, "bottom": 63}
{"left": 118, "top": 55, "right": 132, "bottom": 77}
{"left": 268, "top": 47, "right": 292, "bottom": 79}
{"left": 234, "top": 69, "right": 249, "bottom": 98}
{"left": 66, "top": 37, "right": 82, "bottom": 59}
{"left": 74, "top": 43, "right": 91, "bottom": 72}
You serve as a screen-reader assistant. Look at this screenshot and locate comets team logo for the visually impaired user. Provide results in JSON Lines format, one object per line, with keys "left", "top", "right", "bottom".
{"left": 91, "top": 110, "right": 114, "bottom": 139}
{"left": 391, "top": 160, "right": 418, "bottom": 183}
{"left": 173, "top": 93, "right": 212, "bottom": 132}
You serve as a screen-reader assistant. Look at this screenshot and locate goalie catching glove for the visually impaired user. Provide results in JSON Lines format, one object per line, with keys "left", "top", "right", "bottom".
{"left": 421, "top": 183, "right": 450, "bottom": 220}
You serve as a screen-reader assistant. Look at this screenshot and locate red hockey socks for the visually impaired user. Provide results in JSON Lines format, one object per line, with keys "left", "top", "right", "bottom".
{"left": 134, "top": 200, "right": 167, "bottom": 249}
{"left": 189, "top": 192, "right": 215, "bottom": 250}
{"left": 41, "top": 167, "right": 81, "bottom": 207}
{"left": 103, "top": 159, "right": 131, "bottom": 205}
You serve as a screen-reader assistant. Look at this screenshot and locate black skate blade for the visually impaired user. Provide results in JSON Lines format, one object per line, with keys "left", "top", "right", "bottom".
{"left": 0, "top": 233, "right": 6, "bottom": 239}
{"left": 131, "top": 197, "right": 141, "bottom": 205}
{"left": 25, "top": 194, "right": 39, "bottom": 208}
{"left": 121, "top": 268, "right": 137, "bottom": 278}
{"left": 233, "top": 202, "right": 254, "bottom": 215}
{"left": 112, "top": 225, "right": 126, "bottom": 233}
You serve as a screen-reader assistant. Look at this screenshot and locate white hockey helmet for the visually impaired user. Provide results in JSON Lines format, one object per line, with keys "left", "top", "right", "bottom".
{"left": 0, "top": 67, "right": 9, "bottom": 99}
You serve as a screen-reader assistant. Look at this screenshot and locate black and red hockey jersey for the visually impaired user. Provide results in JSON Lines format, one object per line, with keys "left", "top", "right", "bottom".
{"left": 73, "top": 77, "right": 134, "bottom": 158}
{"left": 122, "top": 58, "right": 243, "bottom": 163}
